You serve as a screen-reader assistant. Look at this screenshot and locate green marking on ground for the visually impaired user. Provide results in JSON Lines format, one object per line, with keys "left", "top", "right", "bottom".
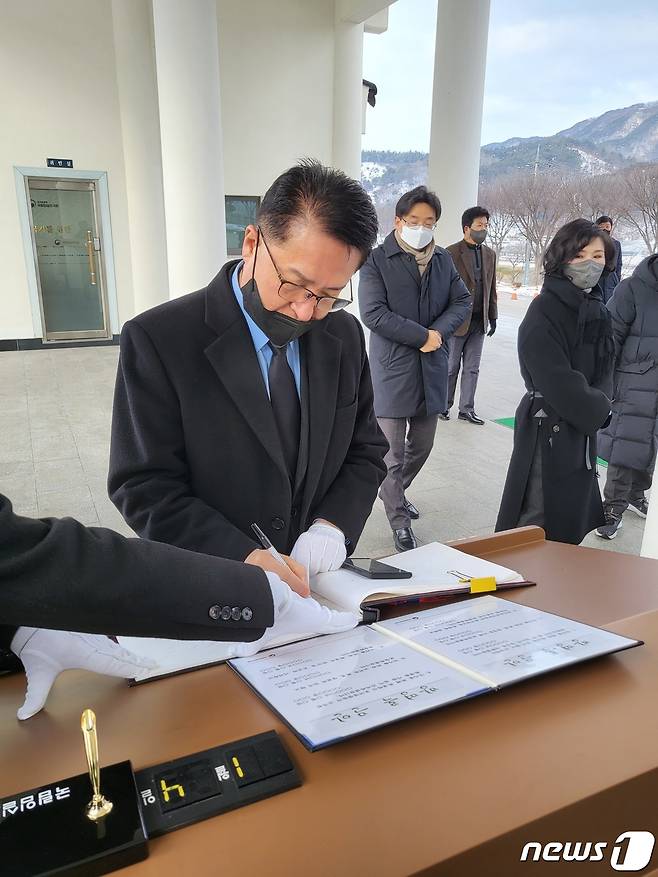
{"left": 493, "top": 417, "right": 515, "bottom": 429}
{"left": 492, "top": 415, "right": 608, "bottom": 468}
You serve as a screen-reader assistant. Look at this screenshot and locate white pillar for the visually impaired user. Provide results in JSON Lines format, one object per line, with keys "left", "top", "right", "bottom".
{"left": 640, "top": 458, "right": 658, "bottom": 558}
{"left": 332, "top": 13, "right": 364, "bottom": 181}
{"left": 112, "top": 0, "right": 170, "bottom": 316}
{"left": 428, "top": 0, "right": 490, "bottom": 247}
{"left": 152, "top": 0, "right": 226, "bottom": 299}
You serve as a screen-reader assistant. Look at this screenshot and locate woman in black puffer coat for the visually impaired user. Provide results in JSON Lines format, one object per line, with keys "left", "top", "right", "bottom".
{"left": 496, "top": 220, "right": 615, "bottom": 544}
{"left": 597, "top": 255, "right": 658, "bottom": 538}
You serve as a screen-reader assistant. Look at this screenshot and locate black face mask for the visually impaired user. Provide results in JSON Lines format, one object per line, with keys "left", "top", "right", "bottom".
{"left": 241, "top": 275, "right": 317, "bottom": 347}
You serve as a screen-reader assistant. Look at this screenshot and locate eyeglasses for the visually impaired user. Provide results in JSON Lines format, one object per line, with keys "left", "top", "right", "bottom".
{"left": 255, "top": 227, "right": 353, "bottom": 314}
{"left": 402, "top": 218, "right": 437, "bottom": 231}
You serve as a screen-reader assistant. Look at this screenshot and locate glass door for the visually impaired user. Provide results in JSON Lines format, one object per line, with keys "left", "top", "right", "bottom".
{"left": 27, "top": 178, "right": 111, "bottom": 341}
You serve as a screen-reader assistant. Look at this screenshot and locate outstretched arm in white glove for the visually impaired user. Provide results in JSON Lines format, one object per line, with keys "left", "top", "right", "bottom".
{"left": 290, "top": 520, "right": 347, "bottom": 577}
{"left": 232, "top": 572, "right": 359, "bottom": 658}
{"left": 10, "top": 571, "right": 357, "bottom": 718}
{"left": 11, "top": 628, "right": 157, "bottom": 721}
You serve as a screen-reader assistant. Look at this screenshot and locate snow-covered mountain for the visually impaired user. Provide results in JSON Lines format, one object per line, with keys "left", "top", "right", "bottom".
{"left": 362, "top": 100, "right": 658, "bottom": 203}
{"left": 558, "top": 101, "right": 658, "bottom": 163}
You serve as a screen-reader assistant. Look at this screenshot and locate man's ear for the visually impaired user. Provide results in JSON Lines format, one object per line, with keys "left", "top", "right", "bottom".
{"left": 241, "top": 224, "right": 258, "bottom": 261}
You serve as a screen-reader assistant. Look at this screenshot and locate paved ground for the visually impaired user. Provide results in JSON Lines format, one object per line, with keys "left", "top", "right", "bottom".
{"left": 0, "top": 289, "right": 647, "bottom": 560}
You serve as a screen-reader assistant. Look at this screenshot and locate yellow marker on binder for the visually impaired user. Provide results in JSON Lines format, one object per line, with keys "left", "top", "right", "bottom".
{"left": 469, "top": 576, "right": 497, "bottom": 594}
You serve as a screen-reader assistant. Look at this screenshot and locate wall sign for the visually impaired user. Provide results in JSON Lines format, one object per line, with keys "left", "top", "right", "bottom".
{"left": 46, "top": 158, "right": 73, "bottom": 169}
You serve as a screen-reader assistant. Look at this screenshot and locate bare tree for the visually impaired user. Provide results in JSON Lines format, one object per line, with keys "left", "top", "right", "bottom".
{"left": 500, "top": 172, "right": 569, "bottom": 284}
{"left": 506, "top": 250, "right": 525, "bottom": 286}
{"left": 615, "top": 164, "right": 658, "bottom": 254}
{"left": 566, "top": 173, "right": 615, "bottom": 222}
{"left": 479, "top": 180, "right": 516, "bottom": 257}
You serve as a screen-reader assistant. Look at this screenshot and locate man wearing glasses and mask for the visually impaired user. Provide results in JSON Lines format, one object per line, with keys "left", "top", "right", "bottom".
{"left": 359, "top": 186, "right": 471, "bottom": 552}
{"left": 108, "top": 160, "right": 388, "bottom": 590}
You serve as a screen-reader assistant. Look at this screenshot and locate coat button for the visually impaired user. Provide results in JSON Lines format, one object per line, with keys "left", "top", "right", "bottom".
{"left": 220, "top": 605, "right": 232, "bottom": 621}
{"left": 553, "top": 425, "right": 560, "bottom": 433}
{"left": 291, "top": 506, "right": 299, "bottom": 518}
{"left": 209, "top": 604, "right": 221, "bottom": 620}
{"left": 242, "top": 607, "right": 253, "bottom": 621}
{"left": 231, "top": 606, "right": 241, "bottom": 621}
{"left": 271, "top": 517, "right": 285, "bottom": 530}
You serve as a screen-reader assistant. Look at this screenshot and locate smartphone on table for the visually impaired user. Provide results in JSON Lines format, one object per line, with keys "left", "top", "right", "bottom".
{"left": 342, "top": 558, "right": 412, "bottom": 579}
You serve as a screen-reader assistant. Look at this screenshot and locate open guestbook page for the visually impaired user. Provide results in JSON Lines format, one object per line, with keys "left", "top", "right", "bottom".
{"left": 228, "top": 596, "right": 641, "bottom": 750}
{"left": 311, "top": 541, "right": 527, "bottom": 613}
{"left": 118, "top": 542, "right": 527, "bottom": 683}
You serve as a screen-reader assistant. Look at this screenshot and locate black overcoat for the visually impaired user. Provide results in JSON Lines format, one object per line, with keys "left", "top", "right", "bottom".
{"left": 600, "top": 237, "right": 623, "bottom": 303}
{"left": 358, "top": 232, "right": 472, "bottom": 417}
{"left": 599, "top": 256, "right": 658, "bottom": 471}
{"left": 0, "top": 493, "right": 273, "bottom": 641}
{"left": 109, "top": 261, "right": 388, "bottom": 559}
{"left": 496, "top": 275, "right": 613, "bottom": 544}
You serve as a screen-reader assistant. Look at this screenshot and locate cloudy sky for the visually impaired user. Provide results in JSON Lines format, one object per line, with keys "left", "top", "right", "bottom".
{"left": 362, "top": 0, "right": 658, "bottom": 151}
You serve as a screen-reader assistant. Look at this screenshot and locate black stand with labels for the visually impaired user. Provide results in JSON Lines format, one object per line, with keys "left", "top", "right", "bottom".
{"left": 1, "top": 731, "right": 300, "bottom": 876}
{"left": 0, "top": 761, "right": 147, "bottom": 877}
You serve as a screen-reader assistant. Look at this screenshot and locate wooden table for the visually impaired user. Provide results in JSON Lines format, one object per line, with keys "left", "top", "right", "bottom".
{"left": 3, "top": 528, "right": 658, "bottom": 876}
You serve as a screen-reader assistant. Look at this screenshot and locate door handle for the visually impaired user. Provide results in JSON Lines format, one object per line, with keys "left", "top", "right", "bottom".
{"left": 86, "top": 230, "right": 97, "bottom": 285}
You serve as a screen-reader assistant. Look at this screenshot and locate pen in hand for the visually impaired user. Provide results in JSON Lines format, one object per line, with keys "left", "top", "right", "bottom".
{"left": 250, "top": 523, "right": 310, "bottom": 596}
{"left": 251, "top": 523, "right": 291, "bottom": 568}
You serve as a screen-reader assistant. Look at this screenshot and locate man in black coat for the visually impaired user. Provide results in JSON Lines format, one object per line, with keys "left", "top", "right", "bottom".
{"left": 358, "top": 186, "right": 471, "bottom": 552}
{"left": 109, "top": 161, "right": 388, "bottom": 579}
{"left": 0, "top": 493, "right": 355, "bottom": 720}
{"left": 596, "top": 215, "right": 623, "bottom": 304}
{"left": 597, "top": 255, "right": 658, "bottom": 539}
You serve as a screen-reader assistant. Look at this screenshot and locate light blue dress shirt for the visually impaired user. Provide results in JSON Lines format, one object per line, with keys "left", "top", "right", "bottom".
{"left": 231, "top": 263, "right": 301, "bottom": 398}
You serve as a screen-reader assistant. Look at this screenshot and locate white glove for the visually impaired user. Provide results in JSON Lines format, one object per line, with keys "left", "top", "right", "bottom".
{"left": 232, "top": 573, "right": 359, "bottom": 658}
{"left": 290, "top": 522, "right": 347, "bottom": 577}
{"left": 11, "top": 627, "right": 157, "bottom": 721}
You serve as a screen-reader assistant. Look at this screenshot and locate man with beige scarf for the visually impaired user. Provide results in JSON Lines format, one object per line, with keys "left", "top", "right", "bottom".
{"left": 359, "top": 187, "right": 471, "bottom": 551}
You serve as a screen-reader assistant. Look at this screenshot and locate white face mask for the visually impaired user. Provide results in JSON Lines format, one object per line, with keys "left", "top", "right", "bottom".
{"left": 400, "top": 223, "right": 435, "bottom": 250}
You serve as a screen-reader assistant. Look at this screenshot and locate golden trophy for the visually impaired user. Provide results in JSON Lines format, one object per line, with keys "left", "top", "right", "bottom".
{"left": 81, "top": 708, "right": 114, "bottom": 821}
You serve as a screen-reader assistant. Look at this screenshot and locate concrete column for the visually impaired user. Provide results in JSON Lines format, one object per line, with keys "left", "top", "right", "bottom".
{"left": 152, "top": 0, "right": 226, "bottom": 298}
{"left": 111, "top": 0, "right": 169, "bottom": 316}
{"left": 640, "top": 458, "right": 658, "bottom": 558}
{"left": 332, "top": 13, "right": 364, "bottom": 181}
{"left": 428, "top": 0, "right": 490, "bottom": 247}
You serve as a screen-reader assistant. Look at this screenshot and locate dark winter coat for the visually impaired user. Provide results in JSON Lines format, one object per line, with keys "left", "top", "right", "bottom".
{"left": 109, "top": 261, "right": 388, "bottom": 560}
{"left": 600, "top": 237, "right": 623, "bottom": 304}
{"left": 0, "top": 493, "right": 273, "bottom": 642}
{"left": 598, "top": 255, "right": 658, "bottom": 472}
{"left": 358, "top": 232, "right": 472, "bottom": 418}
{"left": 496, "top": 274, "right": 614, "bottom": 544}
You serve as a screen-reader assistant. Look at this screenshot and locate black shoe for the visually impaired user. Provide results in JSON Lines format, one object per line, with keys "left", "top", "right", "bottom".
{"left": 458, "top": 411, "right": 485, "bottom": 426}
{"left": 629, "top": 497, "right": 649, "bottom": 518}
{"left": 393, "top": 527, "right": 417, "bottom": 552}
{"left": 438, "top": 410, "right": 450, "bottom": 421}
{"left": 403, "top": 498, "right": 420, "bottom": 519}
{"left": 596, "top": 512, "right": 623, "bottom": 539}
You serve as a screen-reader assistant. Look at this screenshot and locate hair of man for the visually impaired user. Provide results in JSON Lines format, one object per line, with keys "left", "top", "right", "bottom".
{"left": 395, "top": 185, "right": 442, "bottom": 222}
{"left": 462, "top": 205, "right": 490, "bottom": 232}
{"left": 256, "top": 158, "right": 378, "bottom": 266}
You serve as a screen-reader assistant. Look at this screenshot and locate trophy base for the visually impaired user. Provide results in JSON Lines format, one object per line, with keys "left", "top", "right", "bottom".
{"left": 0, "top": 760, "right": 148, "bottom": 877}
